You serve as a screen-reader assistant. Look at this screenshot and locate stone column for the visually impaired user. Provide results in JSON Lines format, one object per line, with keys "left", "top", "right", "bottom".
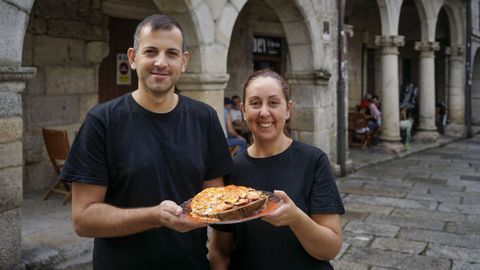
{"left": 0, "top": 66, "right": 36, "bottom": 270}
{"left": 444, "top": 46, "right": 466, "bottom": 136}
{"left": 177, "top": 72, "right": 230, "bottom": 125}
{"left": 285, "top": 70, "right": 349, "bottom": 172}
{"left": 414, "top": 41, "right": 440, "bottom": 141}
{"left": 374, "top": 35, "right": 405, "bottom": 153}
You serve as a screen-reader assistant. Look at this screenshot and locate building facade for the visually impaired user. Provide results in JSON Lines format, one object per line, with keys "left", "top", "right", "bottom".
{"left": 0, "top": 0, "right": 476, "bottom": 268}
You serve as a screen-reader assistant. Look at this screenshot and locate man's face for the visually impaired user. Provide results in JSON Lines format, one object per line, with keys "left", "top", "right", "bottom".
{"left": 128, "top": 26, "right": 189, "bottom": 96}
{"left": 232, "top": 97, "right": 241, "bottom": 108}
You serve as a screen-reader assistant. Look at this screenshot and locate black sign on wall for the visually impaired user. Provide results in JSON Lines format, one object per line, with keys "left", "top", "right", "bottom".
{"left": 253, "top": 36, "right": 282, "bottom": 56}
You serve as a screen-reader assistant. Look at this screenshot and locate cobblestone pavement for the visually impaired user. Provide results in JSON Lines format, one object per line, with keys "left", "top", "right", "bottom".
{"left": 332, "top": 134, "right": 480, "bottom": 270}
{"left": 21, "top": 134, "right": 480, "bottom": 270}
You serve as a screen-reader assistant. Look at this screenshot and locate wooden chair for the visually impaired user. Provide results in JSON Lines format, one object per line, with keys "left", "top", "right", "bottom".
{"left": 42, "top": 128, "right": 72, "bottom": 205}
{"left": 348, "top": 112, "right": 374, "bottom": 148}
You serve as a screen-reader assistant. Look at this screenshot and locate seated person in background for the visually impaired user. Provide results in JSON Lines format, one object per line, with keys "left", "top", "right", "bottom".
{"left": 357, "top": 93, "right": 372, "bottom": 113}
{"left": 230, "top": 95, "right": 250, "bottom": 141}
{"left": 224, "top": 97, "right": 247, "bottom": 153}
{"left": 367, "top": 95, "right": 381, "bottom": 132}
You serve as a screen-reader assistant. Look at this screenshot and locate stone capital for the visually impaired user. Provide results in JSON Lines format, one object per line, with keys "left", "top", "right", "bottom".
{"left": 0, "top": 66, "right": 36, "bottom": 82}
{"left": 414, "top": 41, "right": 440, "bottom": 52}
{"left": 86, "top": 41, "right": 110, "bottom": 65}
{"left": 285, "top": 69, "right": 331, "bottom": 86}
{"left": 375, "top": 35, "right": 405, "bottom": 47}
{"left": 177, "top": 72, "right": 229, "bottom": 91}
{"left": 445, "top": 46, "right": 464, "bottom": 56}
{"left": 375, "top": 35, "right": 404, "bottom": 55}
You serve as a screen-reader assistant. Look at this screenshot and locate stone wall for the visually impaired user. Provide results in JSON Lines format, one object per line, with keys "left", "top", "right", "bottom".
{"left": 22, "top": 0, "right": 108, "bottom": 192}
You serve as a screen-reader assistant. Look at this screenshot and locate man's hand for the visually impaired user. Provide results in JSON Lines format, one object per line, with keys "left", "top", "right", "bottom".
{"left": 154, "top": 200, "right": 207, "bottom": 232}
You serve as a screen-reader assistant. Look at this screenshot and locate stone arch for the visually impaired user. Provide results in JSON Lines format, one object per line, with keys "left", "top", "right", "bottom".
{"left": 265, "top": 0, "right": 315, "bottom": 72}
{"left": 412, "top": 0, "right": 431, "bottom": 41}
{"left": 376, "top": 0, "right": 403, "bottom": 35}
{"left": 0, "top": 0, "right": 34, "bottom": 65}
{"left": 153, "top": 0, "right": 210, "bottom": 73}
{"left": 441, "top": 0, "right": 465, "bottom": 46}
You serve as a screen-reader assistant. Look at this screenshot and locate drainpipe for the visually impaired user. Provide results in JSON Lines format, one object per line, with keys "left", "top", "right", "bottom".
{"left": 337, "top": 0, "right": 347, "bottom": 176}
{"left": 465, "top": 0, "right": 473, "bottom": 138}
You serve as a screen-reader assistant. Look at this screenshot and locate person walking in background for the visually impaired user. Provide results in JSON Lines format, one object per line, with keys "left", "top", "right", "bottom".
{"left": 60, "top": 14, "right": 232, "bottom": 270}
{"left": 208, "top": 69, "right": 344, "bottom": 270}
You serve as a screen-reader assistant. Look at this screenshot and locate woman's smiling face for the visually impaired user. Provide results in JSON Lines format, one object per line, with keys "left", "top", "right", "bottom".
{"left": 242, "top": 76, "right": 291, "bottom": 143}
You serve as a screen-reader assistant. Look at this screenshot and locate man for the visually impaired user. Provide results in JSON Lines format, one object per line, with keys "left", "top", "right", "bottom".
{"left": 223, "top": 97, "right": 247, "bottom": 153}
{"left": 229, "top": 95, "right": 249, "bottom": 142}
{"left": 60, "top": 14, "right": 233, "bottom": 269}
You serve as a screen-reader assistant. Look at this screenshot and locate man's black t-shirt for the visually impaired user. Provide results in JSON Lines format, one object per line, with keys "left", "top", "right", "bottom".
{"left": 60, "top": 93, "right": 233, "bottom": 270}
{"left": 222, "top": 140, "right": 344, "bottom": 270}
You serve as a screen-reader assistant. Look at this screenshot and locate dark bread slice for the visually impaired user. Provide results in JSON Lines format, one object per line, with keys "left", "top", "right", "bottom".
{"left": 214, "top": 195, "right": 268, "bottom": 220}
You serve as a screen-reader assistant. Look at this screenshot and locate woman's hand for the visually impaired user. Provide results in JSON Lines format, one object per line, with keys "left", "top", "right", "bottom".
{"left": 261, "top": 190, "right": 302, "bottom": 227}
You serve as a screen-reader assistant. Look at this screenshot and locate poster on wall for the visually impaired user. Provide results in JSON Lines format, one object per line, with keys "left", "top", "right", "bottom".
{"left": 116, "top": 53, "right": 131, "bottom": 85}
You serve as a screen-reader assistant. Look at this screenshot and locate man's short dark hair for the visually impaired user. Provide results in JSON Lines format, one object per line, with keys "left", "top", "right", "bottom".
{"left": 133, "top": 14, "right": 187, "bottom": 52}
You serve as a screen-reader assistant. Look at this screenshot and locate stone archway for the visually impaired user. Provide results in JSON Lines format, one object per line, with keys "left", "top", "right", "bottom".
{"left": 0, "top": 0, "right": 36, "bottom": 269}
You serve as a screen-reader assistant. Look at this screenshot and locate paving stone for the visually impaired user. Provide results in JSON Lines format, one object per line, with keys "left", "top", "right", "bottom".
{"left": 354, "top": 179, "right": 414, "bottom": 189}
{"left": 397, "top": 228, "right": 480, "bottom": 249}
{"left": 337, "top": 180, "right": 366, "bottom": 189}
{"left": 466, "top": 214, "right": 480, "bottom": 224}
{"left": 345, "top": 202, "right": 394, "bottom": 215}
{"left": 371, "top": 237, "right": 427, "bottom": 255}
{"left": 343, "top": 194, "right": 438, "bottom": 210}
{"left": 344, "top": 221, "right": 399, "bottom": 237}
{"left": 405, "top": 190, "right": 461, "bottom": 204}
{"left": 413, "top": 182, "right": 465, "bottom": 192}
{"left": 341, "top": 246, "right": 407, "bottom": 268}
{"left": 449, "top": 179, "right": 480, "bottom": 192}
{"left": 452, "top": 260, "right": 480, "bottom": 270}
{"left": 341, "top": 246, "right": 451, "bottom": 269}
{"left": 439, "top": 203, "right": 480, "bottom": 215}
{"left": 365, "top": 213, "right": 445, "bottom": 231}
{"left": 402, "top": 176, "right": 447, "bottom": 186}
{"left": 460, "top": 175, "right": 480, "bottom": 182}
{"left": 431, "top": 172, "right": 462, "bottom": 181}
{"left": 331, "top": 260, "right": 369, "bottom": 270}
{"left": 340, "top": 210, "right": 368, "bottom": 226}
{"left": 370, "top": 267, "right": 397, "bottom": 270}
{"left": 343, "top": 232, "right": 374, "bottom": 247}
{"left": 401, "top": 170, "right": 432, "bottom": 178}
{"left": 445, "top": 221, "right": 480, "bottom": 235}
{"left": 339, "top": 185, "right": 407, "bottom": 198}
{"left": 427, "top": 244, "right": 480, "bottom": 263}
{"left": 391, "top": 208, "right": 466, "bottom": 222}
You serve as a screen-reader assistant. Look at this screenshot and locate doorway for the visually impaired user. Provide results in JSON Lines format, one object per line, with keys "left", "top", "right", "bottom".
{"left": 99, "top": 17, "right": 139, "bottom": 103}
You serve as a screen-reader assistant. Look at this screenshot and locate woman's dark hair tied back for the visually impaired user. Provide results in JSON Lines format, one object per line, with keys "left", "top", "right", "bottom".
{"left": 242, "top": 69, "right": 290, "bottom": 103}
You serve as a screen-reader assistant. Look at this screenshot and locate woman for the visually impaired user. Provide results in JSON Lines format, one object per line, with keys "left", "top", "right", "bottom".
{"left": 208, "top": 69, "right": 344, "bottom": 270}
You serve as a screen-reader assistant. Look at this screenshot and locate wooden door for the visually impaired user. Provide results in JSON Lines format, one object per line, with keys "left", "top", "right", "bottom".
{"left": 99, "top": 17, "right": 139, "bottom": 103}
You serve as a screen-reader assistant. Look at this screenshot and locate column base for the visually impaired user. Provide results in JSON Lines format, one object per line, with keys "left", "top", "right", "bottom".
{"left": 332, "top": 159, "right": 354, "bottom": 176}
{"left": 376, "top": 141, "right": 405, "bottom": 154}
{"left": 444, "top": 123, "right": 466, "bottom": 137}
{"left": 414, "top": 130, "right": 440, "bottom": 142}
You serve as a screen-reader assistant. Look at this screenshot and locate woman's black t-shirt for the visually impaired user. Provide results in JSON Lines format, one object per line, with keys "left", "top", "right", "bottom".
{"left": 223, "top": 140, "right": 344, "bottom": 270}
